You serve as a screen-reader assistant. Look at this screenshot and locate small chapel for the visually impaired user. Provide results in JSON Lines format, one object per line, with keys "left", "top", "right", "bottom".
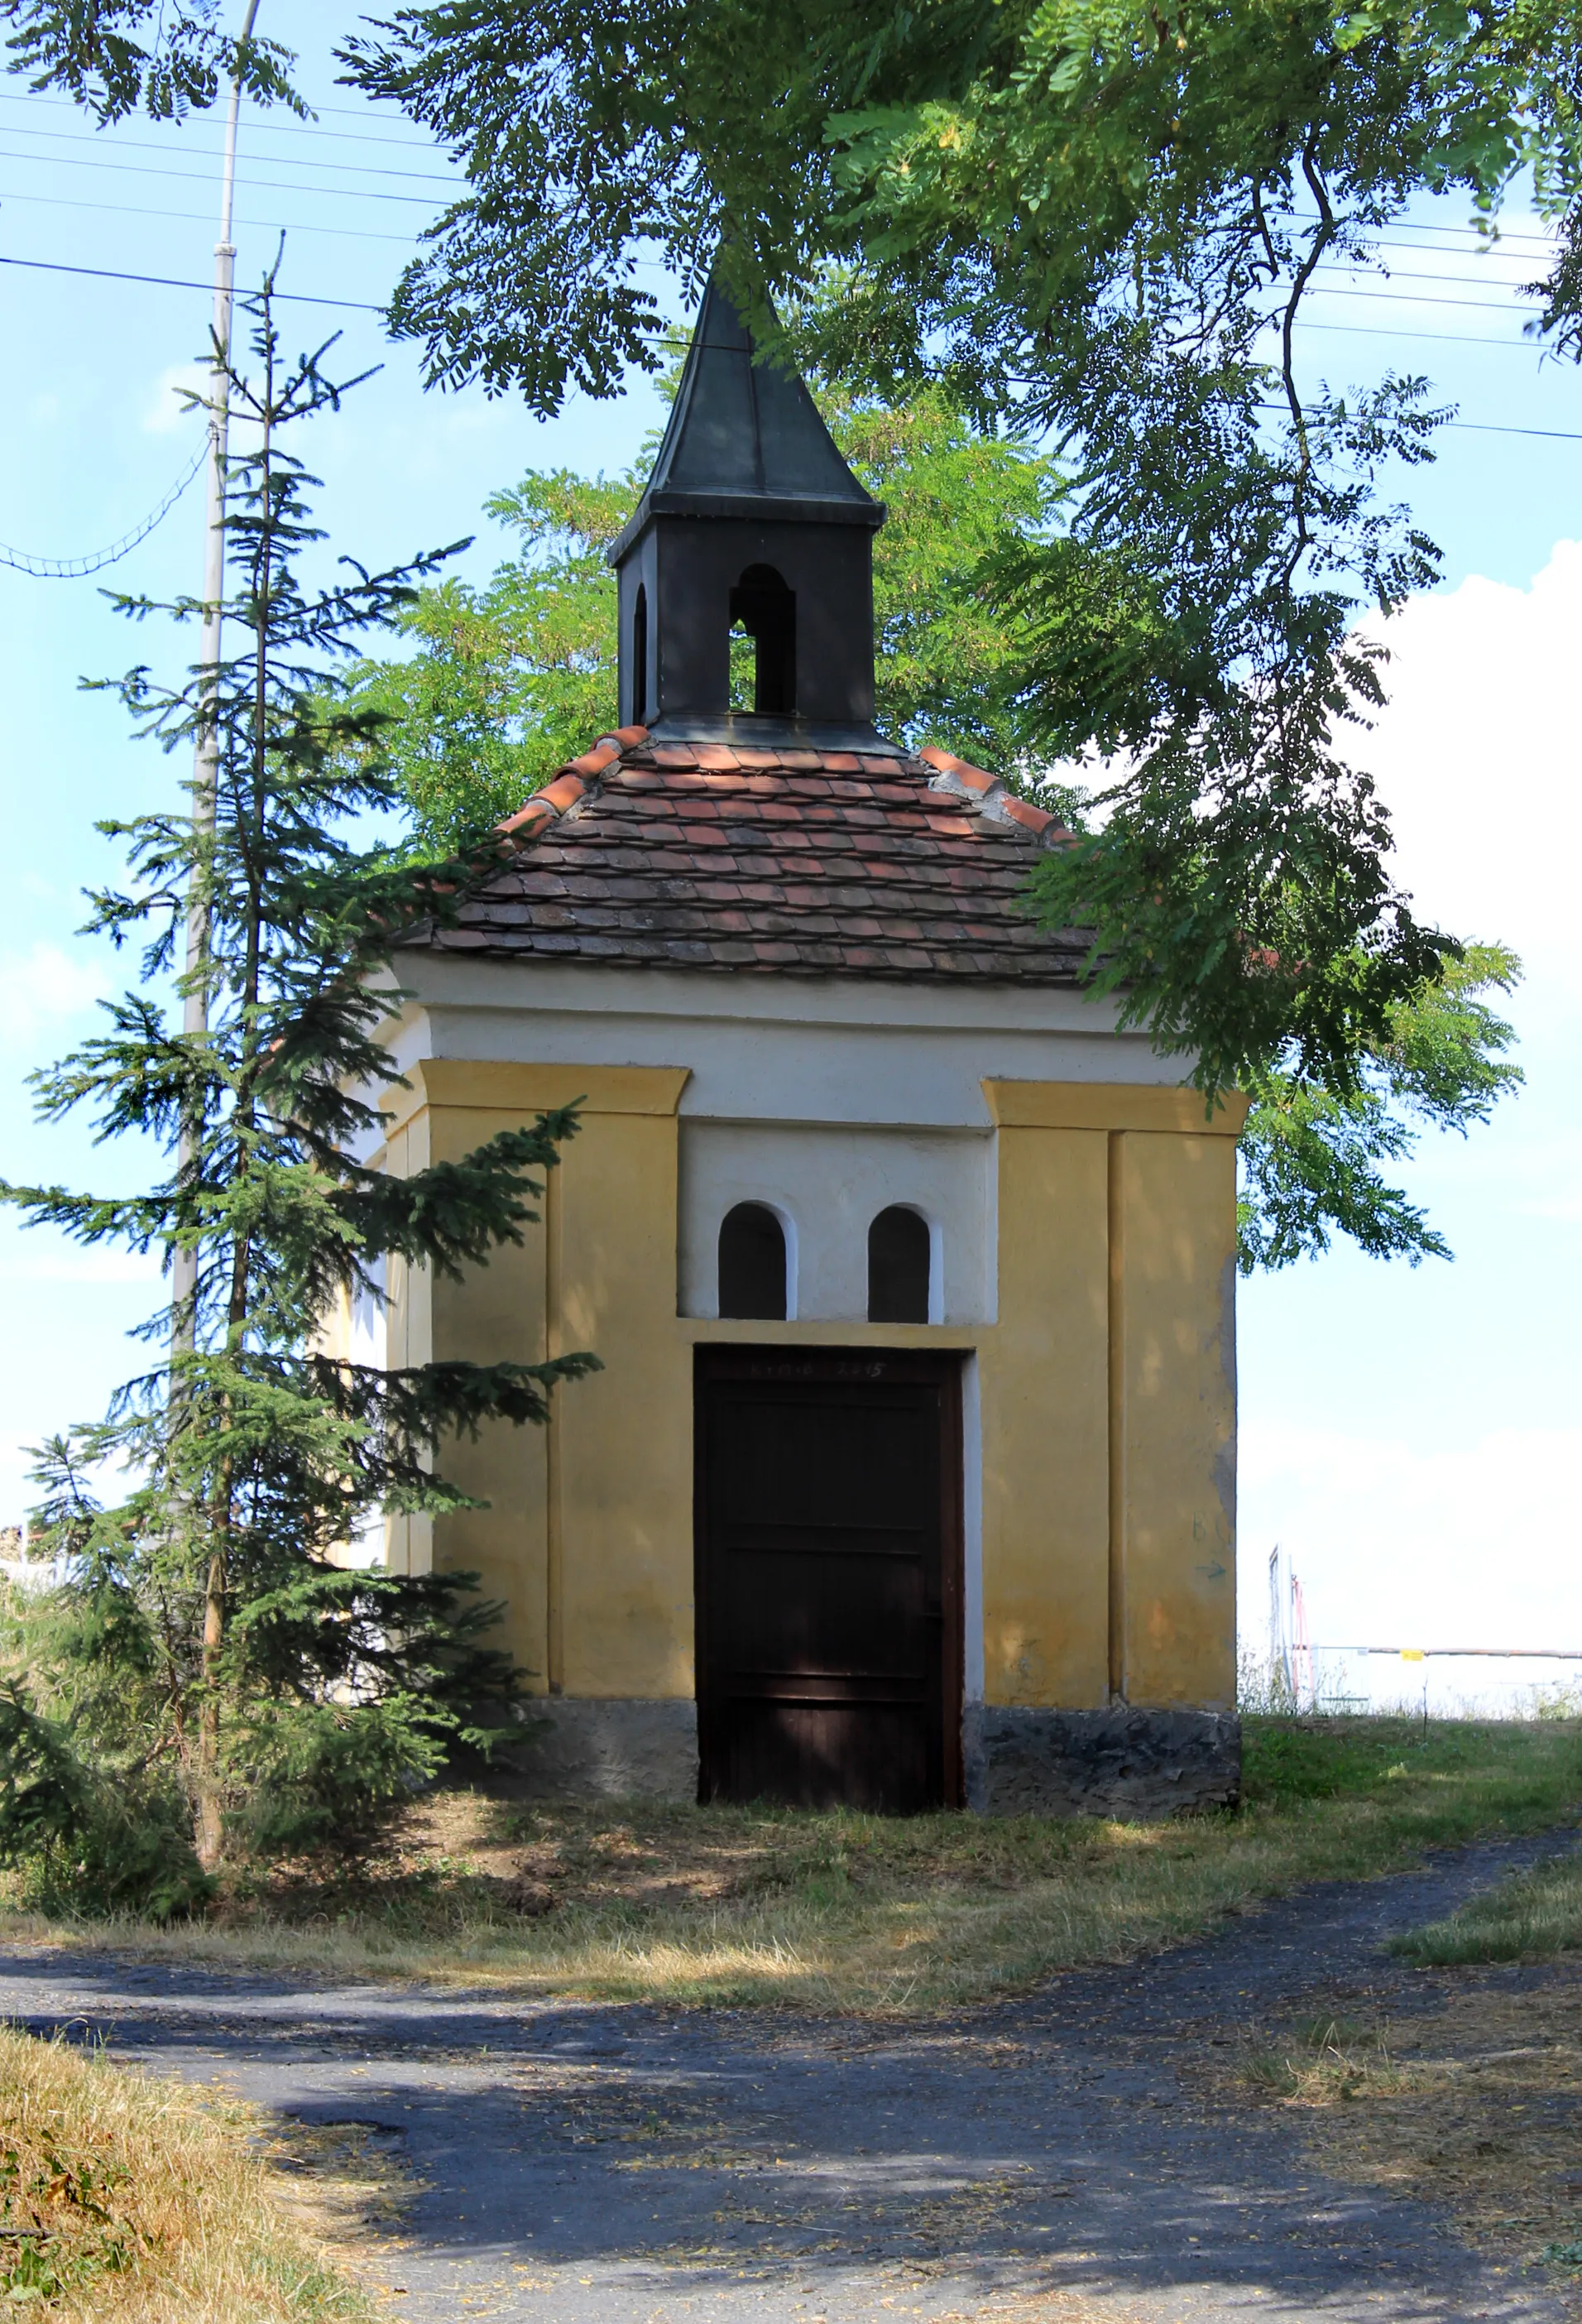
{"left": 367, "top": 272, "right": 1246, "bottom": 1819}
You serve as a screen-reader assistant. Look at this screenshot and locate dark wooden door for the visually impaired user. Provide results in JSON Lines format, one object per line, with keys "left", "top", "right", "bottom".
{"left": 694, "top": 1348, "right": 963, "bottom": 1813}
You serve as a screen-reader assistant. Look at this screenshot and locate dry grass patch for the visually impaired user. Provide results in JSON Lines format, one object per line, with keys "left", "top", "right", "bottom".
{"left": 0, "top": 2023, "right": 372, "bottom": 2319}
{"left": 3, "top": 1717, "right": 1580, "bottom": 2014}
{"left": 1231, "top": 1966, "right": 1582, "bottom": 2283}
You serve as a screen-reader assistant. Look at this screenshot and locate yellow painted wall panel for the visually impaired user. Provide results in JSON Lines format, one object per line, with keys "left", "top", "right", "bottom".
{"left": 376, "top": 1055, "right": 1242, "bottom": 1727}
{"left": 979, "top": 1126, "right": 1110, "bottom": 1708}
{"left": 984, "top": 1080, "right": 1249, "bottom": 1136}
{"left": 553, "top": 1107, "right": 695, "bottom": 1698}
{"left": 1114, "top": 1132, "right": 1238, "bottom": 1707}
{"left": 423, "top": 1101, "right": 552, "bottom": 1691}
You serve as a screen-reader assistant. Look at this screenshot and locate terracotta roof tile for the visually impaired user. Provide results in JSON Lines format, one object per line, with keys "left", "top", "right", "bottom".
{"left": 412, "top": 727, "right": 1086, "bottom": 983}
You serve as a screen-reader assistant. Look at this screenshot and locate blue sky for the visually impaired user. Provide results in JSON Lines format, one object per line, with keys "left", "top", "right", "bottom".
{"left": 2, "top": 4, "right": 1579, "bottom": 1708}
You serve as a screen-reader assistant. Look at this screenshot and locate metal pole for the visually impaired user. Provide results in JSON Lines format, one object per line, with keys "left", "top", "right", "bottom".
{"left": 174, "top": 0, "right": 261, "bottom": 1349}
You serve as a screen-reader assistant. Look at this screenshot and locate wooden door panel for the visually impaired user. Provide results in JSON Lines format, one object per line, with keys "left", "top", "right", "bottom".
{"left": 717, "top": 1544, "right": 928, "bottom": 1679}
{"left": 694, "top": 1349, "right": 964, "bottom": 1813}
{"left": 722, "top": 1702, "right": 932, "bottom": 1814}
{"left": 715, "top": 1398, "right": 936, "bottom": 1532}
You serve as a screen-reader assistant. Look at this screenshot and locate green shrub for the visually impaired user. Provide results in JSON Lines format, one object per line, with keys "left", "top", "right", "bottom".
{"left": 0, "top": 1680, "right": 210, "bottom": 1921}
{"left": 233, "top": 1697, "right": 449, "bottom": 1861}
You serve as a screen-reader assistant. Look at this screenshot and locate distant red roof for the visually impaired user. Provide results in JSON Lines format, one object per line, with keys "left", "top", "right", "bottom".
{"left": 415, "top": 728, "right": 1088, "bottom": 984}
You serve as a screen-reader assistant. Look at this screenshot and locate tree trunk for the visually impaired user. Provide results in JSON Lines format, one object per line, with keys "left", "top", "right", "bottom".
{"left": 195, "top": 1545, "right": 226, "bottom": 1870}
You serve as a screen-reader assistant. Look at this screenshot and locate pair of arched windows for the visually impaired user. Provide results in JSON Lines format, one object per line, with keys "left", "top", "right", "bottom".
{"left": 717, "top": 1203, "right": 931, "bottom": 1324}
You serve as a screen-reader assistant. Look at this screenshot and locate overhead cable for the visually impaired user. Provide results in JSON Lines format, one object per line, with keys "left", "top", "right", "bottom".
{"left": 4, "top": 253, "right": 1580, "bottom": 435}
{"left": 0, "top": 251, "right": 384, "bottom": 308}
{"left": 0, "top": 438, "right": 204, "bottom": 575}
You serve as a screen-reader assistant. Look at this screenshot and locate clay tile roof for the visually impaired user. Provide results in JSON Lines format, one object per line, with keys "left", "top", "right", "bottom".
{"left": 414, "top": 729, "right": 1088, "bottom": 983}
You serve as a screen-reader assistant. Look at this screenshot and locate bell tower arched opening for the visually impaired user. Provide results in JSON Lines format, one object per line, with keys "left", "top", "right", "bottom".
{"left": 631, "top": 583, "right": 649, "bottom": 725}
{"left": 728, "top": 564, "right": 795, "bottom": 715}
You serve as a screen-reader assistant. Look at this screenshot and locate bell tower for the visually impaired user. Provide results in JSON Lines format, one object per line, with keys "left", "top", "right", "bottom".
{"left": 609, "top": 270, "right": 890, "bottom": 749}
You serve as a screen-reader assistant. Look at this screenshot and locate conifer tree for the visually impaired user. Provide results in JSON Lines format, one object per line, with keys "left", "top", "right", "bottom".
{"left": 0, "top": 275, "right": 596, "bottom": 1894}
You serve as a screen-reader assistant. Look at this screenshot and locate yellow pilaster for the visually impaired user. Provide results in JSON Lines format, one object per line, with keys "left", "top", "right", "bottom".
{"left": 983, "top": 1081, "right": 1246, "bottom": 1713}
{"left": 380, "top": 1060, "right": 690, "bottom": 1693}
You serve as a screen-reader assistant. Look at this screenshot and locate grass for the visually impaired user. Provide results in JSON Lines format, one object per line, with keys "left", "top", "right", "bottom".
{"left": 1239, "top": 2013, "right": 1417, "bottom": 2102}
{"left": 1392, "top": 1843, "right": 1582, "bottom": 1963}
{"left": 1226, "top": 1966, "right": 1582, "bottom": 2282}
{"left": 3, "top": 1715, "right": 1580, "bottom": 2016}
{"left": 0, "top": 2024, "right": 372, "bottom": 2320}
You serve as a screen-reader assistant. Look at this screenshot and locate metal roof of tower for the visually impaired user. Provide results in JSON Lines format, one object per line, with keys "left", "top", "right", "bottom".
{"left": 609, "top": 271, "right": 882, "bottom": 563}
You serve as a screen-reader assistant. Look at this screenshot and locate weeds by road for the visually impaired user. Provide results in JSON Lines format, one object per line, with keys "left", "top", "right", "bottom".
{"left": 1225, "top": 1964, "right": 1582, "bottom": 2291}
{"left": 1394, "top": 1843, "right": 1582, "bottom": 1965}
{"left": 0, "top": 2024, "right": 369, "bottom": 2321}
{"left": 3, "top": 1717, "right": 1578, "bottom": 2014}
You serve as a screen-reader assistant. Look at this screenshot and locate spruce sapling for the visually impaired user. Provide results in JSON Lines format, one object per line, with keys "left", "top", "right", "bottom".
{"left": 1, "top": 270, "right": 597, "bottom": 1892}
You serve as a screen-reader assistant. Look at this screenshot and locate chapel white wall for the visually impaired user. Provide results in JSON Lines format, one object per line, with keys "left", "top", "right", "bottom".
{"left": 381, "top": 957, "right": 1188, "bottom": 1140}
{"left": 677, "top": 1121, "right": 995, "bottom": 1323}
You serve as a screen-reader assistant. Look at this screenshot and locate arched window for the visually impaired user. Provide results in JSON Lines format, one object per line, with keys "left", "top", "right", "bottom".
{"left": 868, "top": 1206, "right": 931, "bottom": 1324}
{"left": 718, "top": 1203, "right": 788, "bottom": 1320}
{"left": 727, "top": 564, "right": 795, "bottom": 715}
{"left": 631, "top": 583, "right": 648, "bottom": 725}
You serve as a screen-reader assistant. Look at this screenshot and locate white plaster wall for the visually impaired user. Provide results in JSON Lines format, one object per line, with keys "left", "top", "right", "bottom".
{"left": 678, "top": 1121, "right": 995, "bottom": 1323}
{"left": 378, "top": 956, "right": 1190, "bottom": 1140}
{"left": 348, "top": 1257, "right": 387, "bottom": 1567}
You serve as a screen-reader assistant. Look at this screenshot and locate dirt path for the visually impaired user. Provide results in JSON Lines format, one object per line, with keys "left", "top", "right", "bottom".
{"left": 2, "top": 1830, "right": 1577, "bottom": 2324}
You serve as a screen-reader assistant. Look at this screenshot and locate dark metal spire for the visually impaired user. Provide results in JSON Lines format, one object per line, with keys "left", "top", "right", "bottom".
{"left": 609, "top": 266, "right": 888, "bottom": 742}
{"left": 611, "top": 271, "right": 880, "bottom": 557}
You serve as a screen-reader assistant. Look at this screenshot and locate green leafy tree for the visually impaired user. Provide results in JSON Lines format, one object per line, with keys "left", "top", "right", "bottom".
{"left": 352, "top": 378, "right": 1069, "bottom": 858}
{"left": 321, "top": 0, "right": 1582, "bottom": 1093}
{"left": 13, "top": 0, "right": 1572, "bottom": 1093}
{"left": 1238, "top": 944, "right": 1522, "bottom": 1271}
{"left": 346, "top": 468, "right": 628, "bottom": 852}
{"left": 0, "top": 284, "right": 597, "bottom": 1894}
{"left": 356, "top": 367, "right": 1519, "bottom": 1274}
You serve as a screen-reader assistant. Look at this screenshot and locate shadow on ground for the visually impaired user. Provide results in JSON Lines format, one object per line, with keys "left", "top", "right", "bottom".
{"left": 1, "top": 1829, "right": 1575, "bottom": 2324}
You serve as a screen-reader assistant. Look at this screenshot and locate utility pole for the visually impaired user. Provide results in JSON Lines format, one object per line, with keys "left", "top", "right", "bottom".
{"left": 173, "top": 0, "right": 261, "bottom": 1350}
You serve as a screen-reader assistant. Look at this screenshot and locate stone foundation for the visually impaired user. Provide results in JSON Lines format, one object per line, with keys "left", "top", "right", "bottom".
{"left": 963, "top": 1704, "right": 1241, "bottom": 1819}
{"left": 491, "top": 1698, "right": 699, "bottom": 1802}
{"left": 482, "top": 1697, "right": 1237, "bottom": 1817}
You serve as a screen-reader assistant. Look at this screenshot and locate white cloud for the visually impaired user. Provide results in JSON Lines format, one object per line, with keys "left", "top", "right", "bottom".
{"left": 1357, "top": 541, "right": 1582, "bottom": 977}
{"left": 1239, "top": 545, "right": 1582, "bottom": 1681}
{"left": 1241, "top": 1419, "right": 1582, "bottom": 1712}
{"left": 141, "top": 363, "right": 210, "bottom": 436}
{"left": 0, "top": 942, "right": 107, "bottom": 1047}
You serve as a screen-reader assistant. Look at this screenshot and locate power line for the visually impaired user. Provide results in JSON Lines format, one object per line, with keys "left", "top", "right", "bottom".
{"left": 7, "top": 251, "right": 1580, "bottom": 430}
{"left": 5, "top": 89, "right": 1565, "bottom": 257}
{"left": 1322, "top": 261, "right": 1544, "bottom": 292}
{"left": 0, "top": 438, "right": 204, "bottom": 575}
{"left": 6, "top": 164, "right": 1552, "bottom": 324}
{"left": 0, "top": 251, "right": 385, "bottom": 310}
{"left": 3, "top": 166, "right": 1548, "bottom": 294}
{"left": 0, "top": 184, "right": 419, "bottom": 241}
{"left": 4, "top": 156, "right": 1549, "bottom": 319}
{"left": 1292, "top": 315, "right": 1539, "bottom": 350}
{"left": 1302, "top": 281, "right": 1535, "bottom": 316}
{"left": 1, "top": 116, "right": 463, "bottom": 187}
{"left": 0, "top": 142, "right": 446, "bottom": 204}
{"left": 0, "top": 87, "right": 449, "bottom": 158}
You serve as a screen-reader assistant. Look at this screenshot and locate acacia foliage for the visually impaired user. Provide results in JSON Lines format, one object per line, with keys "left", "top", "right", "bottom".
{"left": 1239, "top": 943, "right": 1522, "bottom": 1270}
{"left": 0, "top": 284, "right": 597, "bottom": 1900}
{"left": 352, "top": 377, "right": 1520, "bottom": 1276}
{"left": 328, "top": 0, "right": 1582, "bottom": 1093}
{"left": 349, "top": 378, "right": 1071, "bottom": 855}
{"left": 7, "top": 0, "right": 1569, "bottom": 1095}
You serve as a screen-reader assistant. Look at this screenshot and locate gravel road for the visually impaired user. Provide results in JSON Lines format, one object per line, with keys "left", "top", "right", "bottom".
{"left": 0, "top": 1831, "right": 1574, "bottom": 2324}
